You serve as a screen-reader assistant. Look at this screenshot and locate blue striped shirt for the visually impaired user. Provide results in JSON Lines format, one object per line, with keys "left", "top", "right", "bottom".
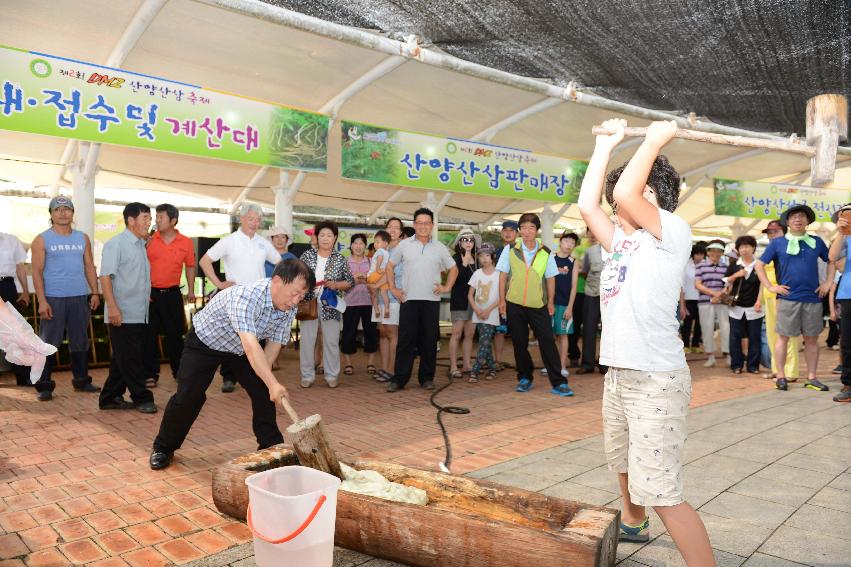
{"left": 694, "top": 260, "right": 727, "bottom": 303}
{"left": 193, "top": 279, "right": 295, "bottom": 354}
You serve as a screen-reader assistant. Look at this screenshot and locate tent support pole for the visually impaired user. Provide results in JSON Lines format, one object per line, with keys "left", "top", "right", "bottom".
{"left": 202, "top": 0, "right": 851, "bottom": 156}
{"left": 273, "top": 171, "right": 292, "bottom": 231}
{"left": 50, "top": 0, "right": 167, "bottom": 196}
{"left": 540, "top": 204, "right": 555, "bottom": 249}
{"left": 71, "top": 142, "right": 99, "bottom": 240}
{"left": 231, "top": 55, "right": 409, "bottom": 215}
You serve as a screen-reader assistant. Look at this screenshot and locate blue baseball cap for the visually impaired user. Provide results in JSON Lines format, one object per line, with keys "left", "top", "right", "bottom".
{"left": 501, "top": 220, "right": 518, "bottom": 230}
{"left": 48, "top": 195, "right": 74, "bottom": 211}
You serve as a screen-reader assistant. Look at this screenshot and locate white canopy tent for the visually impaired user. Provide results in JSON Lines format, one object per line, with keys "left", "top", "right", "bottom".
{"left": 1, "top": 0, "right": 849, "bottom": 244}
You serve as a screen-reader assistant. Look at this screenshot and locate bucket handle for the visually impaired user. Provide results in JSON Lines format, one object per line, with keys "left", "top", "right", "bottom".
{"left": 246, "top": 494, "right": 327, "bottom": 544}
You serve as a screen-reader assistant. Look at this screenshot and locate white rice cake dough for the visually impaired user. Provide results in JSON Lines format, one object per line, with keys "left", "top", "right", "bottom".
{"left": 340, "top": 464, "right": 428, "bottom": 505}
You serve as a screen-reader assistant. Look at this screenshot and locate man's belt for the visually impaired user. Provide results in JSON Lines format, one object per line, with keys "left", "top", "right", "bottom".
{"left": 152, "top": 286, "right": 181, "bottom": 293}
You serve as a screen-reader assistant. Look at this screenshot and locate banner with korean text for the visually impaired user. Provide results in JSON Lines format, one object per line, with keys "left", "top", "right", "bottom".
{"left": 0, "top": 45, "right": 328, "bottom": 171}
{"left": 713, "top": 178, "right": 848, "bottom": 223}
{"left": 340, "top": 120, "right": 587, "bottom": 203}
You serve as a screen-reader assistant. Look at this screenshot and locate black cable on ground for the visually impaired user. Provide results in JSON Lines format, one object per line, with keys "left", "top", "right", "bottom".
{"left": 429, "top": 357, "right": 470, "bottom": 473}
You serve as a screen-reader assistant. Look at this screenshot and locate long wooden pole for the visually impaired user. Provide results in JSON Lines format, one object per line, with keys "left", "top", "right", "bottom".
{"left": 591, "top": 126, "right": 817, "bottom": 157}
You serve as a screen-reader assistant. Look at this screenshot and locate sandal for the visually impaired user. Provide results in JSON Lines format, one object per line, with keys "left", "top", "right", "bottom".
{"left": 468, "top": 373, "right": 479, "bottom": 383}
{"left": 145, "top": 377, "right": 157, "bottom": 388}
{"left": 366, "top": 364, "right": 377, "bottom": 375}
{"left": 486, "top": 369, "right": 497, "bottom": 380}
{"left": 448, "top": 369, "right": 463, "bottom": 379}
{"left": 375, "top": 370, "right": 392, "bottom": 382}
{"left": 343, "top": 365, "right": 354, "bottom": 375}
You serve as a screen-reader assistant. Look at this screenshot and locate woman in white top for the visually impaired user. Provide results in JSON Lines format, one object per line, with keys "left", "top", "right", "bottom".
{"left": 723, "top": 235, "right": 764, "bottom": 374}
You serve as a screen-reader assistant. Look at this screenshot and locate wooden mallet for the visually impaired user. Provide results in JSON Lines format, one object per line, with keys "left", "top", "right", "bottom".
{"left": 279, "top": 396, "right": 344, "bottom": 480}
{"left": 592, "top": 94, "right": 847, "bottom": 187}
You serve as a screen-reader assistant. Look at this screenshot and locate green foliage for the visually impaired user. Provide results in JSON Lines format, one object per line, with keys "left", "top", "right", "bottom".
{"left": 269, "top": 109, "right": 328, "bottom": 169}
{"left": 713, "top": 180, "right": 747, "bottom": 217}
{"left": 341, "top": 122, "right": 400, "bottom": 183}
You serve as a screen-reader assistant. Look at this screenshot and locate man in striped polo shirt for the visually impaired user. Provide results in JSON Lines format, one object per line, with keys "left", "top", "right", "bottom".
{"left": 694, "top": 240, "right": 730, "bottom": 367}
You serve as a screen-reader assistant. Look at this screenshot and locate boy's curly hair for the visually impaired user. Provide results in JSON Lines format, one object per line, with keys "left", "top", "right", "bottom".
{"left": 605, "top": 155, "right": 681, "bottom": 213}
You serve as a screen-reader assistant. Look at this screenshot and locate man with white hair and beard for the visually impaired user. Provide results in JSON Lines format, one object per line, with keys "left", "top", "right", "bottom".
{"left": 199, "top": 203, "right": 281, "bottom": 392}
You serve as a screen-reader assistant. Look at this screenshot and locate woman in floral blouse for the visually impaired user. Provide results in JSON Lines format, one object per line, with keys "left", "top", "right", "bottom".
{"left": 299, "top": 221, "right": 354, "bottom": 388}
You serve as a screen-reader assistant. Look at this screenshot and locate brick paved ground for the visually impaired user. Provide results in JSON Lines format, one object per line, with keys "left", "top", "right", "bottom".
{"left": 0, "top": 339, "right": 841, "bottom": 565}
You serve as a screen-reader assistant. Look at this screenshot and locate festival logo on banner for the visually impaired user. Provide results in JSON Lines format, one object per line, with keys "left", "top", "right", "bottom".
{"left": 340, "top": 120, "right": 587, "bottom": 203}
{"left": 713, "top": 178, "right": 848, "bottom": 222}
{"left": 0, "top": 45, "right": 329, "bottom": 170}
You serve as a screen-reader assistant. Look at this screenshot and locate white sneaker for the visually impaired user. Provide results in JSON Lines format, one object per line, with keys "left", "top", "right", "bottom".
{"left": 300, "top": 380, "right": 313, "bottom": 388}
{"left": 539, "top": 368, "right": 548, "bottom": 375}
{"left": 560, "top": 368, "right": 570, "bottom": 378}
{"left": 703, "top": 356, "right": 716, "bottom": 368}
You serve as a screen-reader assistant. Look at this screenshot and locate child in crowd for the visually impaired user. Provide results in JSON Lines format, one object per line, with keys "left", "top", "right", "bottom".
{"left": 367, "top": 230, "right": 392, "bottom": 319}
{"left": 553, "top": 232, "right": 579, "bottom": 378}
{"left": 468, "top": 244, "right": 500, "bottom": 382}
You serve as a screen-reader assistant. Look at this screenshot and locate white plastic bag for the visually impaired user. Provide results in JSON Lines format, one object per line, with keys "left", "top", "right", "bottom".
{"left": 0, "top": 301, "right": 57, "bottom": 383}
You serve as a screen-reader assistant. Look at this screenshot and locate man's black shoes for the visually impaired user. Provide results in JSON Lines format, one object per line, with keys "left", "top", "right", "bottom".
{"left": 136, "top": 402, "right": 158, "bottom": 414}
{"left": 150, "top": 451, "right": 173, "bottom": 470}
{"left": 100, "top": 397, "right": 135, "bottom": 410}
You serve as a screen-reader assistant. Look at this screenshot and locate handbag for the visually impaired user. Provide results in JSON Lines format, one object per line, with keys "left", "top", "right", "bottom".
{"left": 295, "top": 298, "right": 318, "bottom": 321}
{"left": 718, "top": 278, "right": 741, "bottom": 307}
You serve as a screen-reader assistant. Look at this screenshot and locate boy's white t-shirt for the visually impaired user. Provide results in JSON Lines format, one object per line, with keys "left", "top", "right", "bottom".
{"left": 468, "top": 268, "right": 500, "bottom": 325}
{"left": 599, "top": 209, "right": 692, "bottom": 372}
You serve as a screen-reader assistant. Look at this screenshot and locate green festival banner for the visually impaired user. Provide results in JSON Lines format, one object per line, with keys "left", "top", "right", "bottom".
{"left": 0, "top": 45, "right": 328, "bottom": 170}
{"left": 341, "top": 120, "right": 587, "bottom": 203}
{"left": 713, "top": 178, "right": 849, "bottom": 223}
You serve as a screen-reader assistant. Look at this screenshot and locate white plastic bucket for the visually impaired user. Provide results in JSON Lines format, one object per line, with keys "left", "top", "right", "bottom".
{"left": 245, "top": 466, "right": 341, "bottom": 567}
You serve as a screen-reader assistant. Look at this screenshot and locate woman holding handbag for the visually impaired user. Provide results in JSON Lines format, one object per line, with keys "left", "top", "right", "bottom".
{"left": 724, "top": 235, "right": 763, "bottom": 374}
{"left": 298, "top": 220, "right": 354, "bottom": 388}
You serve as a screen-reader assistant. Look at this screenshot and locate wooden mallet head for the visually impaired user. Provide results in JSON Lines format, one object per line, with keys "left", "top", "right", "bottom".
{"left": 806, "top": 94, "right": 847, "bottom": 187}
{"left": 279, "top": 397, "right": 344, "bottom": 480}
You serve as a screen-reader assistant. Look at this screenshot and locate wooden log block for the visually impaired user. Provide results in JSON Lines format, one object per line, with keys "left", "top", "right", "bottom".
{"left": 807, "top": 94, "right": 848, "bottom": 186}
{"left": 285, "top": 414, "right": 343, "bottom": 480}
{"left": 213, "top": 449, "right": 620, "bottom": 567}
{"left": 211, "top": 444, "right": 298, "bottom": 520}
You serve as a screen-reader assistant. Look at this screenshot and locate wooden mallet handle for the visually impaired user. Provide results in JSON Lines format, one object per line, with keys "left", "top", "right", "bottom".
{"left": 279, "top": 396, "right": 300, "bottom": 424}
{"left": 591, "top": 125, "right": 816, "bottom": 157}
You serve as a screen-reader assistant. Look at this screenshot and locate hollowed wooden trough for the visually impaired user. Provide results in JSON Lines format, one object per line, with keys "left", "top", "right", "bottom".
{"left": 212, "top": 444, "right": 619, "bottom": 567}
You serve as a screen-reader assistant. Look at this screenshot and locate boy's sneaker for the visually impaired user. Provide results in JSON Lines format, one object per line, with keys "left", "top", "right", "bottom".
{"left": 833, "top": 386, "right": 851, "bottom": 403}
{"left": 703, "top": 356, "right": 716, "bottom": 368}
{"left": 832, "top": 365, "right": 842, "bottom": 374}
{"left": 619, "top": 516, "right": 650, "bottom": 543}
{"left": 804, "top": 379, "right": 829, "bottom": 392}
{"left": 550, "top": 384, "right": 574, "bottom": 397}
{"left": 515, "top": 378, "right": 533, "bottom": 393}
{"left": 776, "top": 377, "right": 788, "bottom": 391}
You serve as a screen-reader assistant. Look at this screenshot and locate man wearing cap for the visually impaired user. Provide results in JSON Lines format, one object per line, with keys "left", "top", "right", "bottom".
{"left": 828, "top": 203, "right": 851, "bottom": 402}
{"left": 493, "top": 220, "right": 518, "bottom": 369}
{"left": 29, "top": 196, "right": 101, "bottom": 401}
{"left": 760, "top": 219, "right": 800, "bottom": 381}
{"left": 199, "top": 203, "right": 281, "bottom": 393}
{"left": 0, "top": 231, "right": 31, "bottom": 386}
{"left": 694, "top": 239, "right": 731, "bottom": 367}
{"left": 144, "top": 204, "right": 196, "bottom": 387}
{"left": 755, "top": 205, "right": 833, "bottom": 391}
{"left": 265, "top": 226, "right": 297, "bottom": 278}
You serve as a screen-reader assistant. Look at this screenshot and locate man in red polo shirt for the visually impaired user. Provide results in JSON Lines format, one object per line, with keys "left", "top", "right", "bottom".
{"left": 145, "top": 204, "right": 196, "bottom": 386}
